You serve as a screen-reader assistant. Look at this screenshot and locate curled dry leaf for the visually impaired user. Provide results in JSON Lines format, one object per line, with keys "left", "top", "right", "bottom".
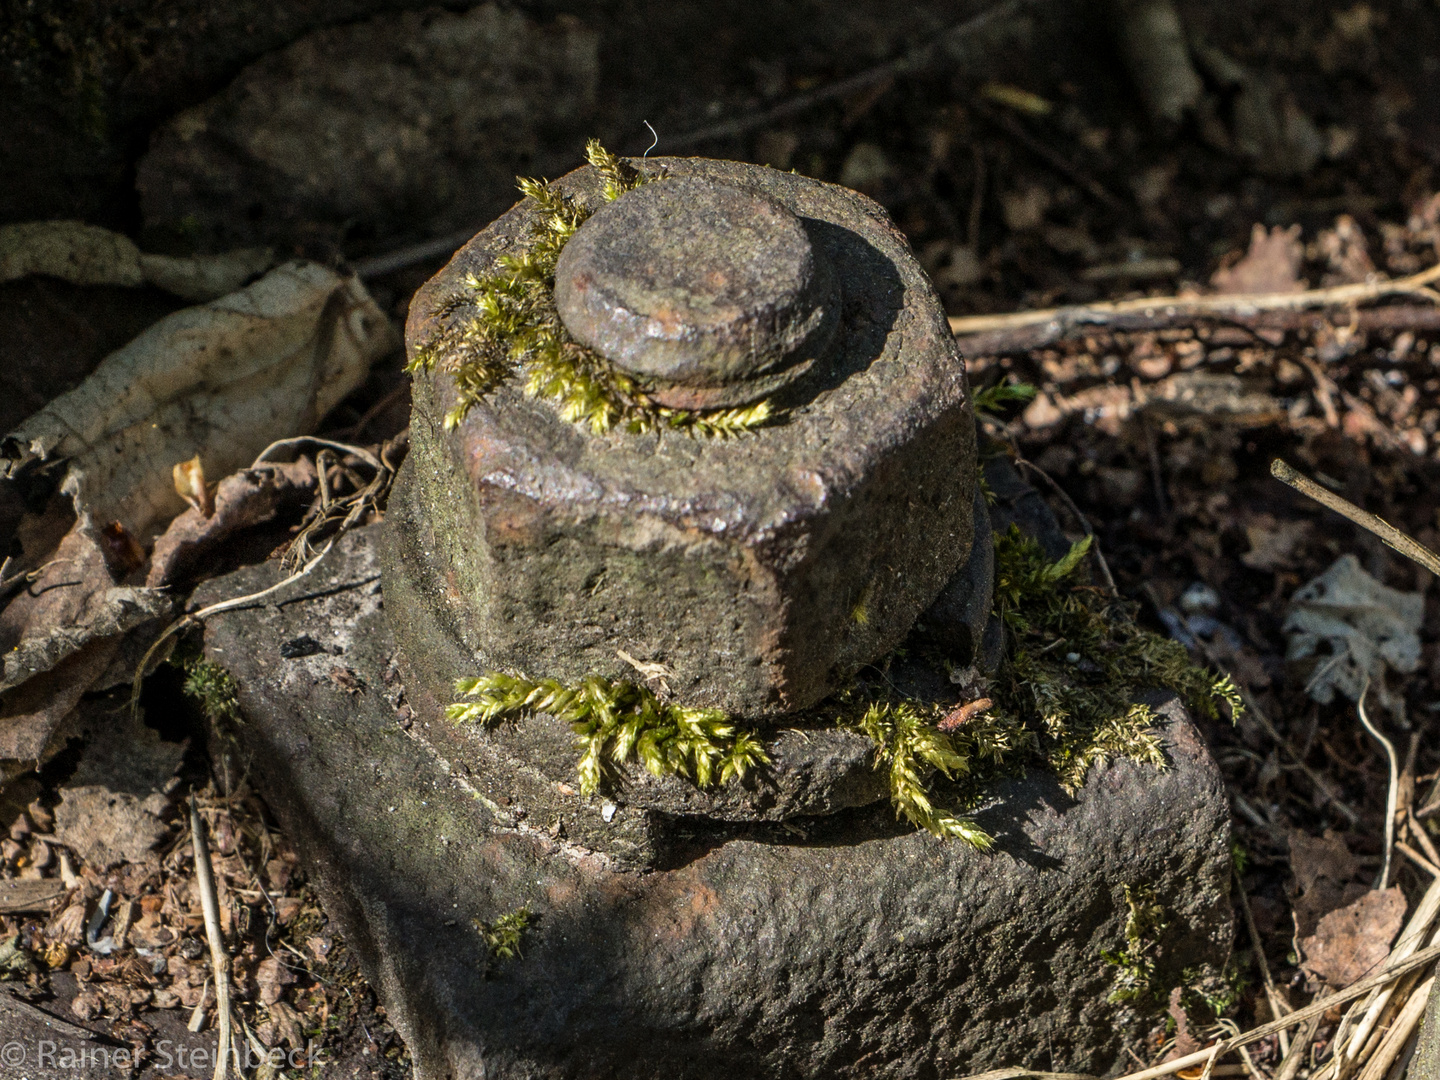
{"left": 172, "top": 455, "right": 214, "bottom": 518}
{"left": 1283, "top": 553, "right": 1423, "bottom": 707}
{"left": 3, "top": 261, "right": 395, "bottom": 541}
{"left": 147, "top": 458, "right": 317, "bottom": 588}
{"left": 0, "top": 263, "right": 393, "bottom": 776}
{"left": 0, "top": 220, "right": 274, "bottom": 301}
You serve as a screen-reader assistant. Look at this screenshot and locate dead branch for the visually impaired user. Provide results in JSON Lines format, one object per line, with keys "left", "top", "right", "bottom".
{"left": 949, "top": 263, "right": 1440, "bottom": 355}
{"left": 190, "top": 796, "right": 233, "bottom": 1080}
{"left": 1270, "top": 460, "right": 1440, "bottom": 578}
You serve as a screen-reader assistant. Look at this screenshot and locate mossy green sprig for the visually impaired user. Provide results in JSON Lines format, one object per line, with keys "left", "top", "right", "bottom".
{"left": 408, "top": 140, "right": 773, "bottom": 437}
{"left": 474, "top": 906, "right": 532, "bottom": 960}
{"left": 842, "top": 699, "right": 1034, "bottom": 848}
{"left": 448, "top": 672, "right": 769, "bottom": 795}
{"left": 990, "top": 525, "right": 1242, "bottom": 793}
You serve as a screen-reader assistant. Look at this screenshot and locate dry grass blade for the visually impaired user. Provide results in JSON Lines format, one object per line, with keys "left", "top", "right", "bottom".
{"left": 954, "top": 942, "right": 1440, "bottom": 1080}
{"left": 1270, "top": 460, "right": 1440, "bottom": 578}
{"left": 190, "top": 796, "right": 232, "bottom": 1080}
{"left": 1354, "top": 975, "right": 1433, "bottom": 1080}
{"left": 1330, "top": 872, "right": 1440, "bottom": 1076}
{"left": 1235, "top": 867, "right": 1291, "bottom": 1057}
{"left": 1356, "top": 677, "right": 1399, "bottom": 890}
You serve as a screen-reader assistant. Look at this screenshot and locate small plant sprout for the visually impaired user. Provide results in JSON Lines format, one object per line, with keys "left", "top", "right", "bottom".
{"left": 407, "top": 139, "right": 774, "bottom": 437}
{"left": 473, "top": 906, "right": 533, "bottom": 960}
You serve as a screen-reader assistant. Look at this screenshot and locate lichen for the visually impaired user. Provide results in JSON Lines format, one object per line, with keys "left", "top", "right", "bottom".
{"left": 407, "top": 139, "right": 773, "bottom": 437}
{"left": 447, "top": 673, "right": 769, "bottom": 795}
{"left": 473, "top": 906, "right": 533, "bottom": 960}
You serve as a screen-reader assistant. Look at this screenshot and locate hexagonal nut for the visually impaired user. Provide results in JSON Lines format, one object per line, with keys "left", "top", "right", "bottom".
{"left": 389, "top": 157, "right": 976, "bottom": 720}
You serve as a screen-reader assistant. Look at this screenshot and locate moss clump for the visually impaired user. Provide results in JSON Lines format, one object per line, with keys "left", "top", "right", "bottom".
{"left": 182, "top": 659, "right": 242, "bottom": 725}
{"left": 407, "top": 139, "right": 773, "bottom": 437}
{"left": 473, "top": 906, "right": 533, "bottom": 960}
{"left": 972, "top": 378, "right": 1038, "bottom": 416}
{"left": 1102, "top": 883, "right": 1168, "bottom": 1003}
{"left": 448, "top": 673, "right": 769, "bottom": 795}
{"left": 990, "top": 525, "right": 1242, "bottom": 793}
{"left": 842, "top": 700, "right": 1033, "bottom": 847}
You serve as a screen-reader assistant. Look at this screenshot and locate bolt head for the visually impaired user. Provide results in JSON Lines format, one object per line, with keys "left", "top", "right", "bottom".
{"left": 553, "top": 177, "right": 839, "bottom": 409}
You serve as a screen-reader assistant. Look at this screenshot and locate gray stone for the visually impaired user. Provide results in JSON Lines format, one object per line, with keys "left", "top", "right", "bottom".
{"left": 136, "top": 4, "right": 600, "bottom": 255}
{"left": 393, "top": 156, "right": 978, "bottom": 721}
{"left": 195, "top": 524, "right": 1234, "bottom": 1080}
{"left": 553, "top": 177, "right": 838, "bottom": 409}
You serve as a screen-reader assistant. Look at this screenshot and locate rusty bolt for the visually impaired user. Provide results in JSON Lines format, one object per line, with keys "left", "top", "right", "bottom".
{"left": 553, "top": 177, "right": 839, "bottom": 410}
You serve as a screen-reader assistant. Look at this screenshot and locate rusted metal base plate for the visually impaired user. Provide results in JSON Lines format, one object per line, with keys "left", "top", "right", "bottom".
{"left": 194, "top": 525, "right": 1233, "bottom": 1080}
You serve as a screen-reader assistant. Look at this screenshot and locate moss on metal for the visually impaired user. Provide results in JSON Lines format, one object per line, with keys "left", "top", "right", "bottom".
{"left": 406, "top": 140, "right": 773, "bottom": 436}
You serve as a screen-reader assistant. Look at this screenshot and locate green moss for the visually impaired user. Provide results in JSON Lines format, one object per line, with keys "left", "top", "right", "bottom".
{"left": 473, "top": 906, "right": 533, "bottom": 960}
{"left": 841, "top": 700, "right": 1032, "bottom": 847}
{"left": 1102, "top": 883, "right": 1168, "bottom": 1004}
{"left": 990, "top": 526, "right": 1241, "bottom": 793}
{"left": 448, "top": 673, "right": 768, "bottom": 795}
{"left": 407, "top": 139, "right": 773, "bottom": 437}
{"left": 182, "top": 659, "right": 242, "bottom": 725}
{"left": 972, "top": 378, "right": 1038, "bottom": 416}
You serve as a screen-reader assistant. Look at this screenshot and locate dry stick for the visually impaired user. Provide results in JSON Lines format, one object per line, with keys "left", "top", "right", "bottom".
{"left": 1355, "top": 974, "right": 1434, "bottom": 1080}
{"left": 958, "top": 944, "right": 1440, "bottom": 1080}
{"left": 1397, "top": 840, "right": 1440, "bottom": 878}
{"left": 1270, "top": 460, "right": 1440, "bottom": 579}
{"left": 949, "top": 261, "right": 1440, "bottom": 340}
{"left": 1333, "top": 872, "right": 1440, "bottom": 1076}
{"left": 1235, "top": 867, "right": 1292, "bottom": 1057}
{"left": 1356, "top": 679, "right": 1400, "bottom": 891}
{"left": 190, "top": 797, "right": 232, "bottom": 1080}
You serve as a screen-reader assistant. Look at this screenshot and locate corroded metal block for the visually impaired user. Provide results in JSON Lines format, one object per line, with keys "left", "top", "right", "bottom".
{"left": 388, "top": 157, "right": 976, "bottom": 719}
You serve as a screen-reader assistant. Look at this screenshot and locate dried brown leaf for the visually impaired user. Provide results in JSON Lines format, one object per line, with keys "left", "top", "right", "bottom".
{"left": 1212, "top": 223, "right": 1305, "bottom": 294}
{"left": 1299, "top": 887, "right": 1406, "bottom": 987}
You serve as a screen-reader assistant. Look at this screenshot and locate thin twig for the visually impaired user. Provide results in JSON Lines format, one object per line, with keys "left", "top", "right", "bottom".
{"left": 1234, "top": 866, "right": 1291, "bottom": 1057}
{"left": 660, "top": 0, "right": 1032, "bottom": 152}
{"left": 959, "top": 943, "right": 1440, "bottom": 1080}
{"left": 1185, "top": 633, "right": 1360, "bottom": 825}
{"left": 190, "top": 796, "right": 232, "bottom": 1080}
{"left": 1408, "top": 808, "right": 1440, "bottom": 868}
{"left": 349, "top": 0, "right": 1034, "bottom": 281}
{"left": 1272, "top": 992, "right": 1325, "bottom": 1080}
{"left": 949, "top": 261, "right": 1440, "bottom": 341}
{"left": 1357, "top": 676, "right": 1400, "bottom": 891}
{"left": 1013, "top": 457, "right": 1118, "bottom": 595}
{"left": 1397, "top": 841, "right": 1440, "bottom": 878}
{"left": 1270, "top": 460, "right": 1440, "bottom": 578}
{"left": 971, "top": 98, "right": 1127, "bottom": 211}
